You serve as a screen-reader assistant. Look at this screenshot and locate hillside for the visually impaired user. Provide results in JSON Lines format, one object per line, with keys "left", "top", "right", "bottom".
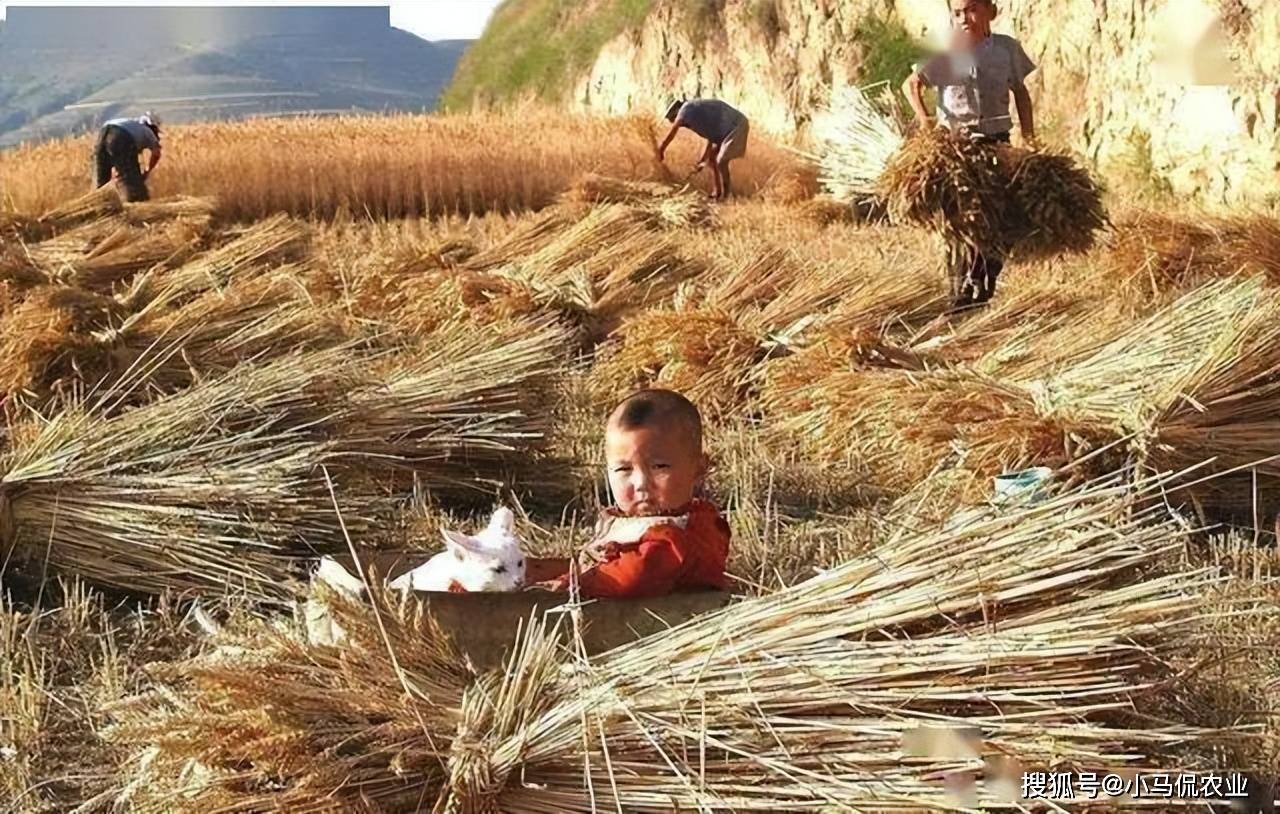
{"left": 0, "top": 7, "right": 467, "bottom": 148}
{"left": 446, "top": 0, "right": 1280, "bottom": 206}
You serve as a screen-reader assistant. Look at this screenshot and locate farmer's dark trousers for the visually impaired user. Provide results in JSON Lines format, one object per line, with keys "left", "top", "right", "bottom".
{"left": 947, "top": 241, "right": 1004, "bottom": 308}
{"left": 946, "top": 130, "right": 1011, "bottom": 309}
{"left": 92, "top": 125, "right": 149, "bottom": 202}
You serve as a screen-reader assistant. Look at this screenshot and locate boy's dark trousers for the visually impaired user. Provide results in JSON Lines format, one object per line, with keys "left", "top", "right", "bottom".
{"left": 945, "top": 130, "right": 1010, "bottom": 310}
{"left": 91, "top": 125, "right": 150, "bottom": 202}
{"left": 946, "top": 240, "right": 1004, "bottom": 308}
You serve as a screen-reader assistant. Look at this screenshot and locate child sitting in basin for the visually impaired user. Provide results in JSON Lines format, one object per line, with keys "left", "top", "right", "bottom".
{"left": 541, "top": 388, "right": 731, "bottom": 599}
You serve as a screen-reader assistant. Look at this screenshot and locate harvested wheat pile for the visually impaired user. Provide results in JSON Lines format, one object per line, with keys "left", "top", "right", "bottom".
{"left": 0, "top": 348, "right": 365, "bottom": 600}
{"left": 36, "top": 185, "right": 123, "bottom": 232}
{"left": 589, "top": 307, "right": 762, "bottom": 414}
{"left": 129, "top": 213, "right": 309, "bottom": 310}
{"left": 805, "top": 84, "right": 907, "bottom": 203}
{"left": 563, "top": 173, "right": 674, "bottom": 204}
{"left": 0, "top": 286, "right": 125, "bottom": 399}
{"left": 1105, "top": 211, "right": 1280, "bottom": 294}
{"left": 121, "top": 195, "right": 219, "bottom": 226}
{"left": 1223, "top": 214, "right": 1280, "bottom": 279}
{"left": 121, "top": 272, "right": 352, "bottom": 390}
{"left": 765, "top": 367, "right": 1074, "bottom": 494}
{"left": 0, "top": 210, "right": 48, "bottom": 243}
{"left": 464, "top": 207, "right": 579, "bottom": 271}
{"left": 0, "top": 250, "right": 48, "bottom": 297}
{"left": 333, "top": 318, "right": 573, "bottom": 493}
{"left": 24, "top": 216, "right": 133, "bottom": 275}
{"left": 872, "top": 128, "right": 1106, "bottom": 259}
{"left": 563, "top": 173, "right": 715, "bottom": 229}
{"left": 1103, "top": 211, "right": 1225, "bottom": 292}
{"left": 69, "top": 218, "right": 209, "bottom": 291}
{"left": 104, "top": 477, "right": 1244, "bottom": 810}
{"left": 1000, "top": 146, "right": 1108, "bottom": 261}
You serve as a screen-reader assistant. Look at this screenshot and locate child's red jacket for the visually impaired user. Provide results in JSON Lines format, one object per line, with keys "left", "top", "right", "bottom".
{"left": 571, "top": 499, "right": 731, "bottom": 599}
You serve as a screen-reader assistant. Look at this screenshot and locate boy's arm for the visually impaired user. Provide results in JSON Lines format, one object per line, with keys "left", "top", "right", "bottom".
{"left": 146, "top": 145, "right": 162, "bottom": 175}
{"left": 902, "top": 71, "right": 933, "bottom": 131}
{"left": 574, "top": 536, "right": 684, "bottom": 599}
{"left": 656, "top": 122, "right": 682, "bottom": 162}
{"left": 1008, "top": 39, "right": 1038, "bottom": 144}
{"left": 1011, "top": 84, "right": 1035, "bottom": 143}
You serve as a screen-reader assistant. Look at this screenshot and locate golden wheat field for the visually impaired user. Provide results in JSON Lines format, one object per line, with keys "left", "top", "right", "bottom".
{"left": 0, "top": 110, "right": 1278, "bottom": 811}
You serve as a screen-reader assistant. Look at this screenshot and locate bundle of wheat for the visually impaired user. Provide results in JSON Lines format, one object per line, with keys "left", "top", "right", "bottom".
{"left": 24, "top": 216, "right": 132, "bottom": 275}
{"left": 879, "top": 128, "right": 1012, "bottom": 253}
{"left": 406, "top": 270, "right": 546, "bottom": 336}
{"left": 879, "top": 130, "right": 1106, "bottom": 259}
{"left": 1021, "top": 277, "right": 1269, "bottom": 435}
{"left": 106, "top": 476, "right": 1242, "bottom": 810}
{"left": 1000, "top": 146, "right": 1108, "bottom": 261}
{"left": 514, "top": 204, "right": 656, "bottom": 284}
{"left": 0, "top": 349, "right": 365, "bottom": 599}
{"left": 1221, "top": 213, "right": 1280, "bottom": 280}
{"left": 36, "top": 185, "right": 123, "bottom": 232}
{"left": 482, "top": 208, "right": 692, "bottom": 342}
{"left": 588, "top": 307, "right": 763, "bottom": 414}
{"left": 908, "top": 282, "right": 1095, "bottom": 375}
{"left": 333, "top": 318, "right": 573, "bottom": 492}
{"left": 121, "top": 196, "right": 219, "bottom": 226}
{"left": 129, "top": 213, "right": 309, "bottom": 310}
{"left": 797, "top": 195, "right": 860, "bottom": 226}
{"left": 0, "top": 286, "right": 125, "bottom": 400}
{"left": 562, "top": 173, "right": 674, "bottom": 204}
{"left": 0, "top": 210, "right": 47, "bottom": 243}
{"left": 562, "top": 173, "right": 715, "bottom": 229}
{"left": 464, "top": 207, "right": 579, "bottom": 272}
{"left": 0, "top": 250, "right": 48, "bottom": 299}
{"left": 766, "top": 366, "right": 1071, "bottom": 493}
{"left": 804, "top": 84, "right": 906, "bottom": 203}
{"left": 69, "top": 218, "right": 210, "bottom": 291}
{"left": 1105, "top": 212, "right": 1280, "bottom": 296}
{"left": 118, "top": 272, "right": 352, "bottom": 391}
{"left": 1102, "top": 212, "right": 1225, "bottom": 294}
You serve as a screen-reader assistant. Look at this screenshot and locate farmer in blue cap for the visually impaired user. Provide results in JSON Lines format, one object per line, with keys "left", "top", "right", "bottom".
{"left": 92, "top": 112, "right": 163, "bottom": 202}
{"left": 657, "top": 98, "right": 749, "bottom": 200}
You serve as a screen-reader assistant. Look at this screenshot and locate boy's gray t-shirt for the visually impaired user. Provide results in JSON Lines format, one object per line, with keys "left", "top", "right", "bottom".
{"left": 919, "top": 34, "right": 1036, "bottom": 136}
{"left": 676, "top": 99, "right": 747, "bottom": 143}
{"left": 104, "top": 117, "right": 160, "bottom": 150}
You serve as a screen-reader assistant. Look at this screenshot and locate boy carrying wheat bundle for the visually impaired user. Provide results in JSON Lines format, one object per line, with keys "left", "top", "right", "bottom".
{"left": 902, "top": 0, "right": 1037, "bottom": 310}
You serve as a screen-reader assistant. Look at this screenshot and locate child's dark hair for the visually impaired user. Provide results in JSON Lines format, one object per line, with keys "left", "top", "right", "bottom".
{"left": 949, "top": 0, "right": 998, "bottom": 10}
{"left": 611, "top": 389, "right": 703, "bottom": 449}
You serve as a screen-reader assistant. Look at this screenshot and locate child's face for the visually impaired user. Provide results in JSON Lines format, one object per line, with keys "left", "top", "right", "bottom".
{"left": 605, "top": 424, "right": 706, "bottom": 516}
{"left": 949, "top": 0, "right": 995, "bottom": 43}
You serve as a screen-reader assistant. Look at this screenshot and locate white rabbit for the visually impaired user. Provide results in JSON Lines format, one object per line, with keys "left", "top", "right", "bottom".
{"left": 389, "top": 507, "right": 527, "bottom": 593}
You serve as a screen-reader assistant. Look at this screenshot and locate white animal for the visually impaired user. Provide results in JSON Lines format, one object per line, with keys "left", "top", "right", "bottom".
{"left": 388, "top": 507, "right": 527, "bottom": 593}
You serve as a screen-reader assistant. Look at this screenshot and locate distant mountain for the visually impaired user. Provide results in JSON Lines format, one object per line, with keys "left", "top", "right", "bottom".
{"left": 0, "top": 6, "right": 471, "bottom": 147}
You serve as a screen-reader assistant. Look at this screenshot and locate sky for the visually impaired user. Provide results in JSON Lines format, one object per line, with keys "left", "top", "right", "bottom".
{"left": 0, "top": 0, "right": 504, "bottom": 41}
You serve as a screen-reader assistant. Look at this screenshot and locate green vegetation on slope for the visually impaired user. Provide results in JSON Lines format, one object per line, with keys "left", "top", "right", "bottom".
{"left": 443, "top": 0, "right": 654, "bottom": 109}
{"left": 854, "top": 14, "right": 928, "bottom": 89}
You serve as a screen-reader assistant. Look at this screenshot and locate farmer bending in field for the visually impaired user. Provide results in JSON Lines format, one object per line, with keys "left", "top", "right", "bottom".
{"left": 537, "top": 389, "right": 731, "bottom": 599}
{"left": 902, "top": 0, "right": 1037, "bottom": 309}
{"left": 92, "top": 112, "right": 163, "bottom": 202}
{"left": 657, "top": 98, "right": 750, "bottom": 200}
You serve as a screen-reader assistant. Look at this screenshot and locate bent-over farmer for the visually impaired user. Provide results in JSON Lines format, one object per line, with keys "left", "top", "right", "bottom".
{"left": 657, "top": 98, "right": 749, "bottom": 200}
{"left": 92, "top": 112, "right": 162, "bottom": 202}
